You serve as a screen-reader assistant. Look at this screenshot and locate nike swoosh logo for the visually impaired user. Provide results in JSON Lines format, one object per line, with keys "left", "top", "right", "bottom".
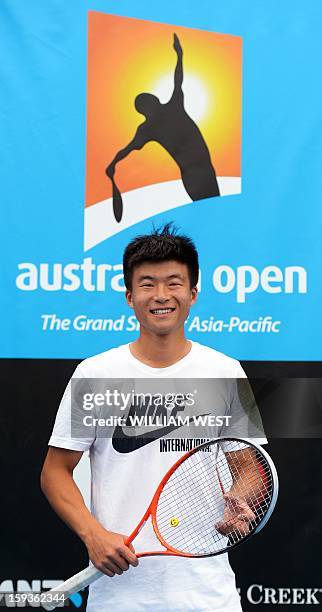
{"left": 111, "top": 414, "right": 208, "bottom": 453}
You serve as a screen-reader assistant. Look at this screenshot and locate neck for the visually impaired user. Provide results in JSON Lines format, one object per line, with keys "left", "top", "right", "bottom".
{"left": 130, "top": 329, "right": 191, "bottom": 368}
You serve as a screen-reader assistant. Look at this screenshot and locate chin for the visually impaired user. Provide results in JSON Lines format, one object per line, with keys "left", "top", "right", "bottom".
{"left": 156, "top": 329, "right": 173, "bottom": 336}
{"left": 146, "top": 323, "right": 175, "bottom": 336}
{"left": 151, "top": 326, "right": 173, "bottom": 335}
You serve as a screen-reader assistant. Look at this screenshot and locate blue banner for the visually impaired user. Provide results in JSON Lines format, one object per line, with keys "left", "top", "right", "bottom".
{"left": 2, "top": 0, "right": 321, "bottom": 359}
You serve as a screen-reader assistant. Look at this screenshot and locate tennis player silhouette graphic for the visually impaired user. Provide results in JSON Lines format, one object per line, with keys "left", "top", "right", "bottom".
{"left": 106, "top": 33, "right": 220, "bottom": 222}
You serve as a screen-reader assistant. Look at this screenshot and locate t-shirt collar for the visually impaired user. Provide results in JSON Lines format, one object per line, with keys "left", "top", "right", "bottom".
{"left": 126, "top": 341, "right": 195, "bottom": 376}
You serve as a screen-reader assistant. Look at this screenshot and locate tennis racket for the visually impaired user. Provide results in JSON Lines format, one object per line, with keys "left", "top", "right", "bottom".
{"left": 105, "top": 165, "right": 123, "bottom": 222}
{"left": 111, "top": 176, "right": 123, "bottom": 222}
{"left": 42, "top": 437, "right": 278, "bottom": 610}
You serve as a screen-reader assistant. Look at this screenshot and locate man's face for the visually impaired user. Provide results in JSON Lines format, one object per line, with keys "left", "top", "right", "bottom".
{"left": 125, "top": 260, "right": 197, "bottom": 336}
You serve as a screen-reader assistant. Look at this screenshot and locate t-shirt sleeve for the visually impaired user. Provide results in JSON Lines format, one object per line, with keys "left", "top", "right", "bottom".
{"left": 48, "top": 364, "right": 95, "bottom": 452}
{"left": 222, "top": 362, "right": 267, "bottom": 448}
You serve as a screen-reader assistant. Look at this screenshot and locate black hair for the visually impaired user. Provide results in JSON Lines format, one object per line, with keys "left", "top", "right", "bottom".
{"left": 123, "top": 223, "right": 199, "bottom": 290}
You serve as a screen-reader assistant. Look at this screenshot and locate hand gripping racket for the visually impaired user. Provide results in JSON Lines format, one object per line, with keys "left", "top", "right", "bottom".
{"left": 42, "top": 438, "right": 278, "bottom": 610}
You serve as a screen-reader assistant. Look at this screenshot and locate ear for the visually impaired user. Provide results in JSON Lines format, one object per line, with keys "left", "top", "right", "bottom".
{"left": 190, "top": 286, "right": 198, "bottom": 306}
{"left": 125, "top": 289, "right": 134, "bottom": 309}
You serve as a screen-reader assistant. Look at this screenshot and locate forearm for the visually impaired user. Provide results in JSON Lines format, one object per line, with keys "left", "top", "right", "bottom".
{"left": 226, "top": 448, "right": 264, "bottom": 505}
{"left": 41, "top": 466, "right": 100, "bottom": 544}
{"left": 173, "top": 34, "right": 183, "bottom": 89}
{"left": 41, "top": 463, "right": 138, "bottom": 575}
{"left": 229, "top": 467, "right": 263, "bottom": 505}
{"left": 110, "top": 143, "right": 135, "bottom": 167}
{"left": 112, "top": 149, "right": 127, "bottom": 165}
{"left": 174, "top": 56, "right": 183, "bottom": 89}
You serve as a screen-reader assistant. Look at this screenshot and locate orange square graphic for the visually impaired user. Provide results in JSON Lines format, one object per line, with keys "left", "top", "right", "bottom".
{"left": 84, "top": 12, "right": 242, "bottom": 248}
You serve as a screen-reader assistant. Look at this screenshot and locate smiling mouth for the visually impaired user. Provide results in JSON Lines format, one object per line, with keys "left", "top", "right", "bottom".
{"left": 150, "top": 307, "right": 176, "bottom": 315}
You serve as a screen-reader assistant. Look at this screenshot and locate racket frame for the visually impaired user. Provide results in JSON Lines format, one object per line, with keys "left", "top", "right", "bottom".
{"left": 42, "top": 437, "right": 278, "bottom": 609}
{"left": 127, "top": 437, "right": 279, "bottom": 558}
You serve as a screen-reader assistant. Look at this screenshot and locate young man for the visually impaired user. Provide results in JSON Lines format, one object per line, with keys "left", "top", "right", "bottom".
{"left": 41, "top": 224, "right": 265, "bottom": 612}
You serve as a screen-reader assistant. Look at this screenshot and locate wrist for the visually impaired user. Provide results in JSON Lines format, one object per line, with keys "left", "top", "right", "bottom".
{"left": 79, "top": 517, "right": 105, "bottom": 545}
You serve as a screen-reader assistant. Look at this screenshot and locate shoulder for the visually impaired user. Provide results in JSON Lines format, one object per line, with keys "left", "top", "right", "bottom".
{"left": 75, "top": 344, "right": 129, "bottom": 378}
{"left": 191, "top": 342, "right": 246, "bottom": 378}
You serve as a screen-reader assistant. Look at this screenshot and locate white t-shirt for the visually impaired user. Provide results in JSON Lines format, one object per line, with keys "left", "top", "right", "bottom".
{"left": 49, "top": 341, "right": 266, "bottom": 612}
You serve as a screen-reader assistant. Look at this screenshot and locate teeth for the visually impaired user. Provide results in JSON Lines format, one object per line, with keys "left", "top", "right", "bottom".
{"left": 151, "top": 308, "right": 174, "bottom": 314}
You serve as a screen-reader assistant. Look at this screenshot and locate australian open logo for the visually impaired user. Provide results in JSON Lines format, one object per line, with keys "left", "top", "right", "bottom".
{"left": 84, "top": 12, "right": 242, "bottom": 249}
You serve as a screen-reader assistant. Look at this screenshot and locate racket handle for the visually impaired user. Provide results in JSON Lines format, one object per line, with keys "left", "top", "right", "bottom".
{"left": 42, "top": 566, "right": 102, "bottom": 611}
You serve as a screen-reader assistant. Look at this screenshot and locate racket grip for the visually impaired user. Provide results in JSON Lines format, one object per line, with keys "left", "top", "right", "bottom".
{"left": 42, "top": 566, "right": 102, "bottom": 611}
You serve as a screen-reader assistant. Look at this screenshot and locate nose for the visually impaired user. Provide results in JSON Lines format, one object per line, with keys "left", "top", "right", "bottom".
{"left": 154, "top": 283, "right": 170, "bottom": 302}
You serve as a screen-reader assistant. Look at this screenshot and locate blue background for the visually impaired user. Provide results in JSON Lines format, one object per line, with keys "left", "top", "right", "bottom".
{"left": 1, "top": 0, "right": 321, "bottom": 359}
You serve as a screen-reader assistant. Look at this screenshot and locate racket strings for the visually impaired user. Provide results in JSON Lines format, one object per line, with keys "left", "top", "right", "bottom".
{"left": 155, "top": 441, "right": 274, "bottom": 556}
